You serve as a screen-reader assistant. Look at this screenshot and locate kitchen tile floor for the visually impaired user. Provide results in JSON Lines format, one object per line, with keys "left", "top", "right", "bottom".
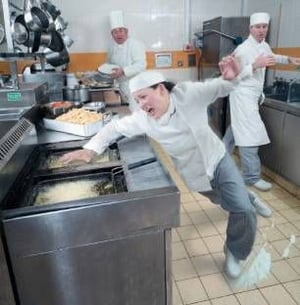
{"left": 152, "top": 142, "right": 300, "bottom": 305}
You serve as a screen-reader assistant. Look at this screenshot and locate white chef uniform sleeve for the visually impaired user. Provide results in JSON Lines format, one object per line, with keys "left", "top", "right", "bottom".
{"left": 83, "top": 112, "right": 145, "bottom": 154}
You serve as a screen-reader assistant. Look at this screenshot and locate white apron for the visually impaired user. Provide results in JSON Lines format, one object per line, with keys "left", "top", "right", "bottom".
{"left": 230, "top": 87, "right": 270, "bottom": 146}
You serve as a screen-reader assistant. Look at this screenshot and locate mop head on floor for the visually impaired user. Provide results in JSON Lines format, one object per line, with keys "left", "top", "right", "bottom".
{"left": 231, "top": 245, "right": 272, "bottom": 289}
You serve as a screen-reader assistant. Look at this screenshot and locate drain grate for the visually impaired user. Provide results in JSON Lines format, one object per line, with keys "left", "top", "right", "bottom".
{"left": 0, "top": 118, "right": 34, "bottom": 170}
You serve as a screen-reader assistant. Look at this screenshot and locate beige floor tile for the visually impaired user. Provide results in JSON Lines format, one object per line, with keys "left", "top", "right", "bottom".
{"left": 287, "top": 256, "right": 300, "bottom": 274}
{"left": 236, "top": 289, "right": 269, "bottom": 305}
{"left": 173, "top": 281, "right": 183, "bottom": 305}
{"left": 189, "top": 301, "right": 212, "bottom": 305}
{"left": 197, "top": 199, "right": 217, "bottom": 210}
{"left": 184, "top": 238, "right": 210, "bottom": 257}
{"left": 260, "top": 284, "right": 298, "bottom": 305}
{"left": 182, "top": 202, "right": 202, "bottom": 213}
{"left": 177, "top": 225, "right": 201, "bottom": 241}
{"left": 276, "top": 222, "right": 300, "bottom": 238}
{"left": 176, "top": 278, "right": 208, "bottom": 304}
{"left": 172, "top": 258, "right": 198, "bottom": 281}
{"left": 203, "top": 235, "right": 225, "bottom": 254}
{"left": 188, "top": 210, "right": 211, "bottom": 225}
{"left": 271, "top": 211, "right": 290, "bottom": 225}
{"left": 200, "top": 273, "right": 232, "bottom": 299}
{"left": 271, "top": 239, "right": 300, "bottom": 259}
{"left": 211, "top": 252, "right": 225, "bottom": 272}
{"left": 211, "top": 295, "right": 240, "bottom": 305}
{"left": 191, "top": 254, "right": 220, "bottom": 276}
{"left": 172, "top": 229, "right": 181, "bottom": 242}
{"left": 271, "top": 260, "right": 300, "bottom": 282}
{"left": 255, "top": 270, "right": 280, "bottom": 288}
{"left": 280, "top": 208, "right": 300, "bottom": 223}
{"left": 284, "top": 280, "right": 300, "bottom": 304}
{"left": 260, "top": 225, "right": 286, "bottom": 242}
{"left": 192, "top": 192, "right": 208, "bottom": 201}
{"left": 181, "top": 192, "right": 197, "bottom": 203}
{"left": 195, "top": 221, "right": 219, "bottom": 237}
{"left": 180, "top": 212, "right": 193, "bottom": 226}
{"left": 195, "top": 221, "right": 220, "bottom": 237}
{"left": 204, "top": 207, "right": 227, "bottom": 223}
{"left": 268, "top": 198, "right": 294, "bottom": 211}
{"left": 172, "top": 242, "right": 189, "bottom": 261}
{"left": 294, "top": 220, "right": 300, "bottom": 230}
{"left": 212, "top": 220, "right": 228, "bottom": 235}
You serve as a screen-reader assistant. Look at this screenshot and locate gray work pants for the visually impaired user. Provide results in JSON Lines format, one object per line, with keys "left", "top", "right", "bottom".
{"left": 201, "top": 152, "right": 257, "bottom": 260}
{"left": 223, "top": 125, "right": 261, "bottom": 185}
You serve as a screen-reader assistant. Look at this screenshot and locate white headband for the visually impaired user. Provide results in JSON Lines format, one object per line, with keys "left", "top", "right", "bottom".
{"left": 129, "top": 71, "right": 166, "bottom": 93}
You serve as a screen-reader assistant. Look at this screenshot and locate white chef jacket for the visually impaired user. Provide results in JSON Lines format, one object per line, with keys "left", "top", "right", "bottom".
{"left": 84, "top": 77, "right": 242, "bottom": 192}
{"left": 229, "top": 35, "right": 289, "bottom": 146}
{"left": 107, "top": 37, "right": 146, "bottom": 111}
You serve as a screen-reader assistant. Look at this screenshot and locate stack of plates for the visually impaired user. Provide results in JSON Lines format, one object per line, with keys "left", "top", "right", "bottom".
{"left": 98, "top": 63, "right": 119, "bottom": 76}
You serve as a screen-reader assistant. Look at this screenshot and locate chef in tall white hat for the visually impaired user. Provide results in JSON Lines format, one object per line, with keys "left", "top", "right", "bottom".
{"left": 98, "top": 10, "right": 146, "bottom": 112}
{"left": 223, "top": 12, "right": 300, "bottom": 192}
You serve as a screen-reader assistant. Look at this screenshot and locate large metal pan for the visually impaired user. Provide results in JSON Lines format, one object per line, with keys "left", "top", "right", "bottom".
{"left": 45, "top": 47, "right": 70, "bottom": 67}
{"left": 40, "top": 30, "right": 64, "bottom": 52}
{"left": 11, "top": 13, "right": 29, "bottom": 45}
{"left": 24, "top": 0, "right": 54, "bottom": 32}
{"left": 41, "top": 1, "right": 61, "bottom": 20}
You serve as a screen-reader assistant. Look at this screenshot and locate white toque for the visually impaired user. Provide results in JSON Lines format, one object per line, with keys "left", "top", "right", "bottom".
{"left": 129, "top": 71, "right": 166, "bottom": 93}
{"left": 110, "top": 10, "right": 126, "bottom": 30}
{"left": 250, "top": 12, "right": 270, "bottom": 26}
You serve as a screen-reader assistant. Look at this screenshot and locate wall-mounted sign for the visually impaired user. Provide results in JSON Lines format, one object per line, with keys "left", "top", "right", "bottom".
{"left": 155, "top": 53, "right": 172, "bottom": 68}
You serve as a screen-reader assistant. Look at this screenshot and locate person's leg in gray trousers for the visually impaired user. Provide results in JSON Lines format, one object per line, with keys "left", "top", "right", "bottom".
{"left": 201, "top": 152, "right": 257, "bottom": 260}
{"left": 223, "top": 125, "right": 235, "bottom": 154}
{"left": 238, "top": 146, "right": 261, "bottom": 185}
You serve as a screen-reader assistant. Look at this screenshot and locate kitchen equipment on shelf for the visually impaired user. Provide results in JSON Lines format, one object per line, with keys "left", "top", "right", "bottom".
{"left": 62, "top": 85, "right": 90, "bottom": 102}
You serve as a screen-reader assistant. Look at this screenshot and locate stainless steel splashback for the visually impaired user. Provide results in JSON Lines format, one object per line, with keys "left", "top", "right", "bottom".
{"left": 202, "top": 16, "right": 250, "bottom": 65}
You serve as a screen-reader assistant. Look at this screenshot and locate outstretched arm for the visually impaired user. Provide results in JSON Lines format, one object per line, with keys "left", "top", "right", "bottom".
{"left": 288, "top": 56, "right": 300, "bottom": 65}
{"left": 252, "top": 54, "right": 276, "bottom": 70}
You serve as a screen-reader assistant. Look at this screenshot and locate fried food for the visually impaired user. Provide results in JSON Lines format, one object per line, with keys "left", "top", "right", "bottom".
{"left": 55, "top": 108, "right": 103, "bottom": 125}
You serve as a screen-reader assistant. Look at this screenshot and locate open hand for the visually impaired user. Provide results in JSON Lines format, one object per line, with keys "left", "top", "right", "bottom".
{"left": 219, "top": 55, "right": 241, "bottom": 80}
{"left": 253, "top": 54, "right": 276, "bottom": 69}
{"left": 289, "top": 57, "right": 300, "bottom": 66}
{"left": 111, "top": 67, "right": 124, "bottom": 79}
{"left": 59, "top": 149, "right": 96, "bottom": 164}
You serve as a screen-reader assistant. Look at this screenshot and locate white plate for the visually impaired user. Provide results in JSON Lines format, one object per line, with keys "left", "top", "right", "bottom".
{"left": 98, "top": 63, "right": 119, "bottom": 74}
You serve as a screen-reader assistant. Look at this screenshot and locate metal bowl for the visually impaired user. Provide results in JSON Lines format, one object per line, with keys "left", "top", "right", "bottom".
{"left": 83, "top": 101, "right": 106, "bottom": 112}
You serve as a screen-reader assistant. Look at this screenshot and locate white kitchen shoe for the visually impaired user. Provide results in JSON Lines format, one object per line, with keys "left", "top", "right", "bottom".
{"left": 249, "top": 191, "right": 272, "bottom": 218}
{"left": 253, "top": 179, "right": 272, "bottom": 191}
{"left": 224, "top": 245, "right": 241, "bottom": 278}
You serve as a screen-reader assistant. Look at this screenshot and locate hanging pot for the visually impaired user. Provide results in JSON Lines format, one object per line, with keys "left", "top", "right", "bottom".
{"left": 54, "top": 15, "right": 68, "bottom": 31}
{"left": 40, "top": 30, "right": 64, "bottom": 52}
{"left": 45, "top": 47, "right": 70, "bottom": 67}
{"left": 11, "top": 13, "right": 29, "bottom": 45}
{"left": 22, "top": 30, "right": 41, "bottom": 52}
{"left": 48, "top": 30, "right": 64, "bottom": 52}
{"left": 61, "top": 33, "right": 74, "bottom": 48}
{"left": 24, "top": 0, "right": 54, "bottom": 32}
{"left": 41, "top": 1, "right": 61, "bottom": 20}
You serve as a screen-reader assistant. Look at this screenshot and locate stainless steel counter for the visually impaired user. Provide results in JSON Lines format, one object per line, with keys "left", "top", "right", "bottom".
{"left": 0, "top": 104, "right": 180, "bottom": 305}
{"left": 260, "top": 98, "right": 300, "bottom": 186}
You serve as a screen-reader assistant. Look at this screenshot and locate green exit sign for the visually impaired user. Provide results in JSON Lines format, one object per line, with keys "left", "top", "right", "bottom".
{"left": 7, "top": 92, "right": 22, "bottom": 102}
